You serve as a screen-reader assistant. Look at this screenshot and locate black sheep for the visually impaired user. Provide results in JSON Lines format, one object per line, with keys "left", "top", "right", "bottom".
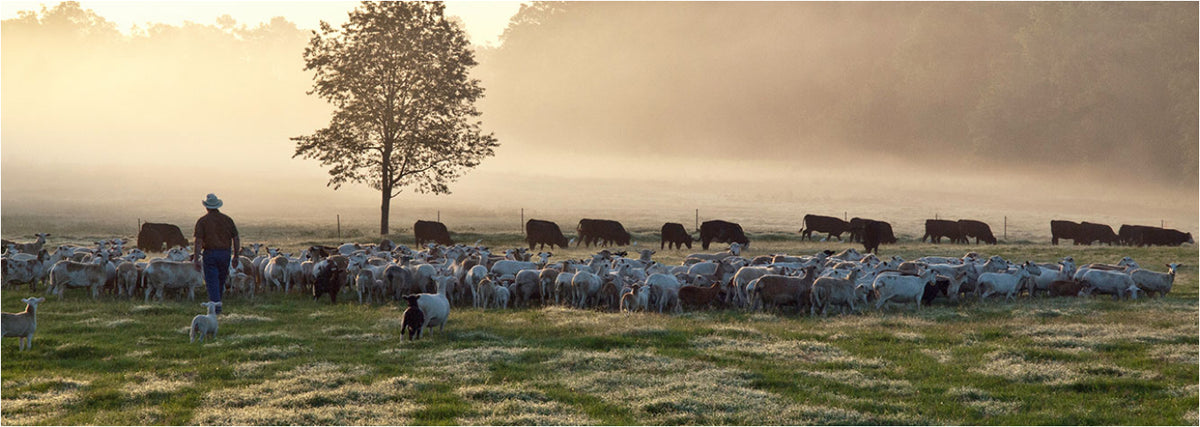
{"left": 313, "top": 262, "right": 343, "bottom": 304}
{"left": 400, "top": 295, "right": 425, "bottom": 340}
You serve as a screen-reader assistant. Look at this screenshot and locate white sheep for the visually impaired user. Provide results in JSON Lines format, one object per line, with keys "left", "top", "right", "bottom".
{"left": 1130, "top": 263, "right": 1182, "bottom": 297}
{"left": 2, "top": 297, "right": 46, "bottom": 351}
{"left": 413, "top": 275, "right": 452, "bottom": 333}
{"left": 190, "top": 301, "right": 220, "bottom": 343}
{"left": 494, "top": 282, "right": 511, "bottom": 309}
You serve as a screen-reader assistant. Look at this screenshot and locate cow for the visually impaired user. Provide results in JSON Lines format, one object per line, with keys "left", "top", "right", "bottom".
{"left": 922, "top": 219, "right": 964, "bottom": 244}
{"left": 800, "top": 214, "right": 849, "bottom": 241}
{"left": 137, "top": 222, "right": 189, "bottom": 253}
{"left": 660, "top": 222, "right": 694, "bottom": 250}
{"left": 1141, "top": 227, "right": 1194, "bottom": 247}
{"left": 525, "top": 219, "right": 570, "bottom": 250}
{"left": 577, "top": 219, "right": 631, "bottom": 247}
{"left": 1050, "top": 220, "right": 1081, "bottom": 245}
{"left": 1118, "top": 224, "right": 1152, "bottom": 246}
{"left": 699, "top": 220, "right": 749, "bottom": 250}
{"left": 858, "top": 219, "right": 894, "bottom": 254}
{"left": 957, "top": 219, "right": 997, "bottom": 245}
{"left": 413, "top": 220, "right": 453, "bottom": 246}
{"left": 1076, "top": 222, "right": 1119, "bottom": 246}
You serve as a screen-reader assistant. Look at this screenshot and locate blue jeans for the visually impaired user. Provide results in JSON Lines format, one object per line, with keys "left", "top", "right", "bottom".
{"left": 202, "top": 249, "right": 231, "bottom": 313}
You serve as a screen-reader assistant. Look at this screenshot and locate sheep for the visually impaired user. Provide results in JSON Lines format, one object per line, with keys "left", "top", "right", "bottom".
{"left": 115, "top": 261, "right": 139, "bottom": 298}
{"left": 1079, "top": 269, "right": 1141, "bottom": 300}
{"left": 412, "top": 275, "right": 452, "bottom": 333}
{"left": 678, "top": 282, "right": 724, "bottom": 310}
{"left": 189, "top": 301, "right": 220, "bottom": 343}
{"left": 810, "top": 271, "right": 864, "bottom": 317}
{"left": 1129, "top": 263, "right": 1182, "bottom": 298}
{"left": 141, "top": 260, "right": 204, "bottom": 303}
{"left": 264, "top": 255, "right": 290, "bottom": 293}
{"left": 494, "top": 283, "right": 511, "bottom": 309}
{"left": 10, "top": 233, "right": 51, "bottom": 255}
{"left": 400, "top": 295, "right": 425, "bottom": 340}
{"left": 312, "top": 261, "right": 344, "bottom": 303}
{"left": 2, "top": 297, "right": 45, "bottom": 351}
{"left": 1048, "top": 280, "right": 1086, "bottom": 297}
{"left": 977, "top": 262, "right": 1041, "bottom": 302}
{"left": 227, "top": 271, "right": 255, "bottom": 299}
{"left": 49, "top": 257, "right": 109, "bottom": 300}
{"left": 354, "top": 269, "right": 375, "bottom": 304}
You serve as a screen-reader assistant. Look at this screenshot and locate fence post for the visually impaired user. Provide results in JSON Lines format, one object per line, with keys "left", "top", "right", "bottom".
{"left": 1004, "top": 216, "right": 1007, "bottom": 241}
{"left": 337, "top": 214, "right": 341, "bottom": 238}
{"left": 137, "top": 218, "right": 141, "bottom": 234}
{"left": 695, "top": 209, "right": 699, "bottom": 231}
{"left": 437, "top": 210, "right": 440, "bottom": 223}
{"left": 521, "top": 208, "right": 524, "bottom": 231}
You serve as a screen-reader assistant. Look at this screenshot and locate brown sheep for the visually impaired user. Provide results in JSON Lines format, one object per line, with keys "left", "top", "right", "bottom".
{"left": 678, "top": 282, "right": 724, "bottom": 310}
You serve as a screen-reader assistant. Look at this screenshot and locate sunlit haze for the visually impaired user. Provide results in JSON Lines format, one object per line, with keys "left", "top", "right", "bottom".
{"left": 2, "top": 2, "right": 1196, "bottom": 241}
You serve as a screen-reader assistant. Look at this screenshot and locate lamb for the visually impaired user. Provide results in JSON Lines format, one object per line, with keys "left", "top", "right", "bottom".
{"left": 400, "top": 295, "right": 425, "bottom": 340}
{"left": 494, "top": 281, "right": 511, "bottom": 309}
{"left": 189, "top": 301, "right": 220, "bottom": 343}
{"left": 10, "top": 233, "right": 51, "bottom": 255}
{"left": 678, "top": 282, "right": 724, "bottom": 310}
{"left": 810, "top": 271, "right": 864, "bottom": 317}
{"left": 413, "top": 275, "right": 452, "bottom": 333}
{"left": 354, "top": 269, "right": 375, "bottom": 304}
{"left": 227, "top": 271, "right": 255, "bottom": 299}
{"left": 2, "top": 297, "right": 45, "bottom": 351}
{"left": 1129, "top": 263, "right": 1182, "bottom": 298}
{"left": 1048, "top": 280, "right": 1086, "bottom": 297}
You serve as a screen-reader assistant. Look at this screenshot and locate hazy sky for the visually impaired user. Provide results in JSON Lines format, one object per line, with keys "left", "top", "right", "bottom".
{"left": 0, "top": 1, "right": 522, "bottom": 45}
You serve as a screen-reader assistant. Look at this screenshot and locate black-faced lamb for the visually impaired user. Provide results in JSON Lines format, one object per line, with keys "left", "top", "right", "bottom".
{"left": 400, "top": 295, "right": 425, "bottom": 341}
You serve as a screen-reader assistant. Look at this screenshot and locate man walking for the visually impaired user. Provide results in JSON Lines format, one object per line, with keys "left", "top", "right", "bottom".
{"left": 194, "top": 193, "right": 239, "bottom": 315}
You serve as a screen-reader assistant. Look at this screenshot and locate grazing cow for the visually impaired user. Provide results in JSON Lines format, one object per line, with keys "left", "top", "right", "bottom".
{"left": 577, "top": 219, "right": 631, "bottom": 247}
{"left": 1118, "top": 224, "right": 1154, "bottom": 246}
{"left": 922, "top": 219, "right": 965, "bottom": 244}
{"left": 957, "top": 219, "right": 997, "bottom": 245}
{"left": 858, "top": 219, "right": 893, "bottom": 254}
{"left": 525, "top": 219, "right": 570, "bottom": 250}
{"left": 413, "top": 220, "right": 453, "bottom": 246}
{"left": 1076, "top": 222, "right": 1119, "bottom": 246}
{"left": 1050, "top": 220, "right": 1081, "bottom": 245}
{"left": 660, "top": 222, "right": 694, "bottom": 250}
{"left": 800, "top": 214, "right": 849, "bottom": 241}
{"left": 1141, "top": 227, "right": 1194, "bottom": 247}
{"left": 136, "top": 223, "right": 189, "bottom": 252}
{"left": 699, "top": 220, "right": 749, "bottom": 250}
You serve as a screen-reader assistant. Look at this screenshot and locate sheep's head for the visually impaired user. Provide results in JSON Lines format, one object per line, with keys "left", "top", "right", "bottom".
{"left": 402, "top": 295, "right": 420, "bottom": 306}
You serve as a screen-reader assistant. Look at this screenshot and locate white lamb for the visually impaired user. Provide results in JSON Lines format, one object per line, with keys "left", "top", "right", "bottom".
{"left": 2, "top": 297, "right": 45, "bottom": 351}
{"left": 190, "top": 301, "right": 221, "bottom": 343}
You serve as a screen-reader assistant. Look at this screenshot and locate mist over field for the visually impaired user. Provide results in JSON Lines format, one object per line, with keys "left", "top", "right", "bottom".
{"left": 2, "top": 2, "right": 1197, "bottom": 240}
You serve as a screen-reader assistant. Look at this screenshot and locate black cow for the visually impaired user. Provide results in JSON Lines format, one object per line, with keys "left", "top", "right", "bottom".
{"left": 660, "top": 222, "right": 694, "bottom": 250}
{"left": 414, "top": 220, "right": 454, "bottom": 246}
{"left": 848, "top": 218, "right": 897, "bottom": 245}
{"left": 958, "top": 219, "right": 997, "bottom": 245}
{"left": 137, "top": 222, "right": 189, "bottom": 252}
{"left": 577, "top": 219, "right": 631, "bottom": 247}
{"left": 525, "top": 219, "right": 569, "bottom": 250}
{"left": 699, "top": 220, "right": 749, "bottom": 250}
{"left": 1118, "top": 224, "right": 1150, "bottom": 246}
{"left": 860, "top": 219, "right": 888, "bottom": 254}
{"left": 1142, "top": 227, "right": 1195, "bottom": 246}
{"left": 1077, "top": 222, "right": 1119, "bottom": 246}
{"left": 1050, "top": 220, "right": 1081, "bottom": 245}
{"left": 800, "top": 214, "right": 849, "bottom": 241}
{"left": 922, "top": 219, "right": 964, "bottom": 244}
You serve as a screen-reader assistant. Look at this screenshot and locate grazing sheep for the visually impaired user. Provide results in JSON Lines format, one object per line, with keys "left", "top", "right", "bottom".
{"left": 189, "top": 301, "right": 220, "bottom": 343}
{"left": 400, "top": 295, "right": 425, "bottom": 341}
{"left": 2, "top": 297, "right": 45, "bottom": 351}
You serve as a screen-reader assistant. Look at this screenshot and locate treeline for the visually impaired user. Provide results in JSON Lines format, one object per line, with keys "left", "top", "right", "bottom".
{"left": 477, "top": 2, "right": 1198, "bottom": 187}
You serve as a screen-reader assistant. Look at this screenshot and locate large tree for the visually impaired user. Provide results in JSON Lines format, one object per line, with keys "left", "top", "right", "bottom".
{"left": 293, "top": 1, "right": 498, "bottom": 235}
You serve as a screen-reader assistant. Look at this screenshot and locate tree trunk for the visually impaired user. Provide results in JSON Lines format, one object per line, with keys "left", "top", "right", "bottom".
{"left": 380, "top": 186, "right": 391, "bottom": 236}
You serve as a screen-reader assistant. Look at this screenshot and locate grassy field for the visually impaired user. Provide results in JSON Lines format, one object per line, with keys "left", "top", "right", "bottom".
{"left": 1, "top": 232, "right": 1197, "bottom": 425}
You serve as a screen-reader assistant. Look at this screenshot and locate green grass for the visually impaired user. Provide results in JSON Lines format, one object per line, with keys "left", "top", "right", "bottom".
{"left": 2, "top": 234, "right": 1197, "bottom": 425}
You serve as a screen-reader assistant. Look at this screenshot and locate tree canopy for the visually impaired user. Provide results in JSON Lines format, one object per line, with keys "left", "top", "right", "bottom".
{"left": 292, "top": 1, "right": 498, "bottom": 235}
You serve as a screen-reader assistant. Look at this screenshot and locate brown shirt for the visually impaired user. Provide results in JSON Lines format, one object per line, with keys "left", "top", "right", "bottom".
{"left": 194, "top": 210, "right": 238, "bottom": 251}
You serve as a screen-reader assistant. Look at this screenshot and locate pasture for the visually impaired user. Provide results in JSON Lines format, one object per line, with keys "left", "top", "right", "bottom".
{"left": 1, "top": 229, "right": 1197, "bottom": 425}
